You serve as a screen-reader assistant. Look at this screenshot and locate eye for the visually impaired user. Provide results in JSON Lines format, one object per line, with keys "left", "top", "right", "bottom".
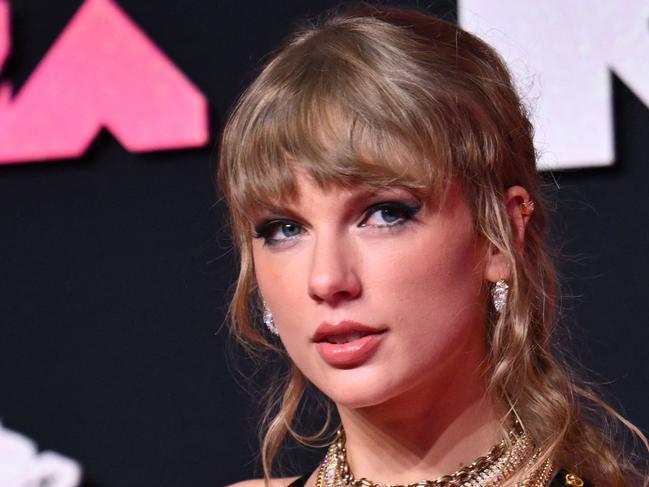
{"left": 253, "top": 220, "right": 304, "bottom": 246}
{"left": 360, "top": 201, "right": 421, "bottom": 228}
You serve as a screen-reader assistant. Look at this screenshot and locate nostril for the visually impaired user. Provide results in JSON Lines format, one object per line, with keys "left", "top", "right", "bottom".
{"left": 307, "top": 238, "right": 362, "bottom": 303}
{"left": 308, "top": 286, "right": 362, "bottom": 306}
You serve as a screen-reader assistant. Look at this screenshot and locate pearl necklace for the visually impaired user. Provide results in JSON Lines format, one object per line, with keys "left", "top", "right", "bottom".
{"left": 315, "top": 427, "right": 554, "bottom": 487}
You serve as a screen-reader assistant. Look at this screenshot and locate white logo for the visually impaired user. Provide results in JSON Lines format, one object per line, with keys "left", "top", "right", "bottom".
{"left": 460, "top": 0, "right": 649, "bottom": 169}
{"left": 0, "top": 421, "right": 81, "bottom": 487}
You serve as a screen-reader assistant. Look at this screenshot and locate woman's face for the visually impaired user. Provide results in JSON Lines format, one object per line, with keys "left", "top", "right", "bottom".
{"left": 251, "top": 173, "right": 490, "bottom": 409}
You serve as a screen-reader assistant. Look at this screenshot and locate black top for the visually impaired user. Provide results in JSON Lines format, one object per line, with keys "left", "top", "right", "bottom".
{"left": 286, "top": 469, "right": 591, "bottom": 487}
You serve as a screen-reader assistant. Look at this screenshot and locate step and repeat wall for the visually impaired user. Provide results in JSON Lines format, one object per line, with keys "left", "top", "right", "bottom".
{"left": 0, "top": 1, "right": 647, "bottom": 486}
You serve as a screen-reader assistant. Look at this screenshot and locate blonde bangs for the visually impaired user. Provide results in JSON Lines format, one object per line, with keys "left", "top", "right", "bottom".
{"left": 219, "top": 24, "right": 460, "bottom": 229}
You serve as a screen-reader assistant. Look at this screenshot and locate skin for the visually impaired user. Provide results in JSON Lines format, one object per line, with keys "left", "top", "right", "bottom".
{"left": 231, "top": 174, "right": 530, "bottom": 487}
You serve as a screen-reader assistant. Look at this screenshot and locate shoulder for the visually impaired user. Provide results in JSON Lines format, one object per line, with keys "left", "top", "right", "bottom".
{"left": 226, "top": 477, "right": 301, "bottom": 487}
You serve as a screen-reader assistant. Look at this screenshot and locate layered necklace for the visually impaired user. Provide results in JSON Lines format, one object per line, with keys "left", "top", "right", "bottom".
{"left": 315, "top": 424, "right": 554, "bottom": 487}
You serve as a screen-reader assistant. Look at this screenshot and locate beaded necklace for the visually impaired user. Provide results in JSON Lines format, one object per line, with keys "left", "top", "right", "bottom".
{"left": 315, "top": 426, "right": 553, "bottom": 487}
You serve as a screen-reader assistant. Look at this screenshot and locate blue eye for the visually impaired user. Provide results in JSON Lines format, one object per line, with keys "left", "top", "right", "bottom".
{"left": 253, "top": 220, "right": 303, "bottom": 246}
{"left": 253, "top": 201, "right": 420, "bottom": 246}
{"left": 361, "top": 202, "right": 421, "bottom": 228}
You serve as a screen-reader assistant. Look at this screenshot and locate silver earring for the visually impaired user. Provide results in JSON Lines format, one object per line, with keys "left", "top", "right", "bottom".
{"left": 491, "top": 279, "right": 509, "bottom": 313}
{"left": 262, "top": 302, "right": 278, "bottom": 335}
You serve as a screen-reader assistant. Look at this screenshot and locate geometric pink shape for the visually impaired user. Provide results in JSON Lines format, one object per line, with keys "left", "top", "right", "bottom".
{"left": 0, "top": 0, "right": 209, "bottom": 165}
{"left": 0, "top": 1, "right": 8, "bottom": 74}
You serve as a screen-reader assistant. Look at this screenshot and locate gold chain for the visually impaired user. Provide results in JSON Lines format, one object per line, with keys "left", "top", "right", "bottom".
{"left": 316, "top": 426, "right": 554, "bottom": 487}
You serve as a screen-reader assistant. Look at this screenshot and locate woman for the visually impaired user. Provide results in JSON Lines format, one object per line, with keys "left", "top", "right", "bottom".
{"left": 218, "top": 4, "right": 647, "bottom": 487}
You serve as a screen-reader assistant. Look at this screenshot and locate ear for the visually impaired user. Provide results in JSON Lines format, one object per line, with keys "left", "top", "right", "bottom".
{"left": 484, "top": 185, "right": 533, "bottom": 283}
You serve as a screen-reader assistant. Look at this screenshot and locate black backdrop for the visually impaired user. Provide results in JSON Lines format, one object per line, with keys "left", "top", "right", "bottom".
{"left": 0, "top": 1, "right": 647, "bottom": 486}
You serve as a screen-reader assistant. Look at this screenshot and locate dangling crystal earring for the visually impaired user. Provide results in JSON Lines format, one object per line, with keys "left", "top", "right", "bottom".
{"left": 491, "top": 279, "right": 509, "bottom": 313}
{"left": 262, "top": 302, "right": 278, "bottom": 335}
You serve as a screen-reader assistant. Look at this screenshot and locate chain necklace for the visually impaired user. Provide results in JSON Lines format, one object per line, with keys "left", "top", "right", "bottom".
{"left": 315, "top": 426, "right": 554, "bottom": 487}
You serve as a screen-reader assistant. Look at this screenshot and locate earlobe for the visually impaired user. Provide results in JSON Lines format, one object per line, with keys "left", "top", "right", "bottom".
{"left": 484, "top": 250, "right": 510, "bottom": 283}
{"left": 483, "top": 185, "right": 533, "bottom": 283}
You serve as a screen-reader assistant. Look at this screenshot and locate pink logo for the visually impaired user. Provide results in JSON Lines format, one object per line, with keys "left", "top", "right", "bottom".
{"left": 0, "top": 0, "right": 209, "bottom": 165}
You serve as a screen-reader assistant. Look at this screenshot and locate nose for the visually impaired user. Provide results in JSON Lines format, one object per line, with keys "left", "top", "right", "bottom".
{"left": 307, "top": 232, "right": 361, "bottom": 305}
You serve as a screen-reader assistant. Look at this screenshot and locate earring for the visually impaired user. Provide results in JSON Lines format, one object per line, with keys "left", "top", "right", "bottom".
{"left": 520, "top": 200, "right": 535, "bottom": 216}
{"left": 262, "top": 302, "right": 278, "bottom": 335}
{"left": 491, "top": 279, "right": 509, "bottom": 313}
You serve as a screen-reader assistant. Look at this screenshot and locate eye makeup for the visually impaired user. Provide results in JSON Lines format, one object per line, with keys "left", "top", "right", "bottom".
{"left": 250, "top": 186, "right": 424, "bottom": 247}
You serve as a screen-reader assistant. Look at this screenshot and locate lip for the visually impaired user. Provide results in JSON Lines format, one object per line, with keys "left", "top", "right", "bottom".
{"left": 312, "top": 320, "right": 386, "bottom": 368}
{"left": 311, "top": 320, "right": 384, "bottom": 342}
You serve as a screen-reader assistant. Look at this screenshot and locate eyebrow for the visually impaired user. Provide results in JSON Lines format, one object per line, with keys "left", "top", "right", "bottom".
{"left": 252, "top": 205, "right": 303, "bottom": 222}
{"left": 251, "top": 186, "right": 417, "bottom": 223}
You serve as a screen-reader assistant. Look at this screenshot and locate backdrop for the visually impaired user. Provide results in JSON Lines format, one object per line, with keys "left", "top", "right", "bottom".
{"left": 0, "top": 1, "right": 647, "bottom": 486}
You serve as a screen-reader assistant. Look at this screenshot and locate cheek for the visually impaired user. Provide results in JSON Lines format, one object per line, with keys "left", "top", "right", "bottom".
{"left": 251, "top": 245, "right": 311, "bottom": 334}
{"left": 377, "top": 226, "right": 484, "bottom": 343}
{"left": 253, "top": 243, "right": 293, "bottom": 293}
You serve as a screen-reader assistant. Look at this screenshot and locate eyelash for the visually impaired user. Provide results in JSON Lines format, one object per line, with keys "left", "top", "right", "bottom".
{"left": 252, "top": 201, "right": 421, "bottom": 247}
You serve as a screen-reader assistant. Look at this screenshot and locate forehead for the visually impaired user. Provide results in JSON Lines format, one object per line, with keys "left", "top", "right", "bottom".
{"left": 235, "top": 147, "right": 454, "bottom": 224}
{"left": 224, "top": 73, "right": 456, "bottom": 225}
{"left": 250, "top": 170, "right": 454, "bottom": 220}
{"left": 281, "top": 174, "right": 404, "bottom": 206}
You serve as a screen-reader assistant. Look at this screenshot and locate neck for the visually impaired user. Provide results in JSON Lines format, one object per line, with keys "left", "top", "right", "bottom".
{"left": 336, "top": 345, "right": 504, "bottom": 484}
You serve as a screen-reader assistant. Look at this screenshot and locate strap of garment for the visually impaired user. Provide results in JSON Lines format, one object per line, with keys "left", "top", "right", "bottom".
{"left": 287, "top": 474, "right": 309, "bottom": 487}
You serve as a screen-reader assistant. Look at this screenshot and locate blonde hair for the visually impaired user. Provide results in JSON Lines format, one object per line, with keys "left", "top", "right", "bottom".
{"left": 218, "top": 4, "right": 647, "bottom": 485}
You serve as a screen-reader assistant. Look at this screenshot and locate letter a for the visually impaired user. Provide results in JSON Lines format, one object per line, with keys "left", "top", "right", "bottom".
{"left": 0, "top": 0, "right": 208, "bottom": 164}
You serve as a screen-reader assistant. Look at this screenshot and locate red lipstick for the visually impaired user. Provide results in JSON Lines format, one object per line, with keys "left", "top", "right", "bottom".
{"left": 312, "top": 320, "right": 386, "bottom": 368}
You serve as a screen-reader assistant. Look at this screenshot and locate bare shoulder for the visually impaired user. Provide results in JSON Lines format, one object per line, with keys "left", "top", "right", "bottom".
{"left": 226, "top": 477, "right": 300, "bottom": 487}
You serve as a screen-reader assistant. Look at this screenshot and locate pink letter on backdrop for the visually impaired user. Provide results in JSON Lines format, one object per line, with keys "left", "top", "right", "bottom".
{"left": 0, "top": 1, "right": 8, "bottom": 76}
{"left": 0, "top": 0, "right": 209, "bottom": 165}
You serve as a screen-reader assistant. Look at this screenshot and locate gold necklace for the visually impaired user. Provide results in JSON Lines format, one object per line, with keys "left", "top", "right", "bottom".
{"left": 316, "top": 426, "right": 554, "bottom": 487}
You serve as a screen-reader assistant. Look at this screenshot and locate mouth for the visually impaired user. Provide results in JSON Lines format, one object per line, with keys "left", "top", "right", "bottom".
{"left": 316, "top": 330, "right": 376, "bottom": 344}
{"left": 311, "top": 320, "right": 386, "bottom": 344}
{"left": 312, "top": 321, "right": 387, "bottom": 368}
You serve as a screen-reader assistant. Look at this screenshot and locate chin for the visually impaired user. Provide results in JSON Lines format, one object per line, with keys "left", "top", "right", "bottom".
{"left": 311, "top": 367, "right": 408, "bottom": 410}
{"left": 324, "top": 389, "right": 389, "bottom": 410}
